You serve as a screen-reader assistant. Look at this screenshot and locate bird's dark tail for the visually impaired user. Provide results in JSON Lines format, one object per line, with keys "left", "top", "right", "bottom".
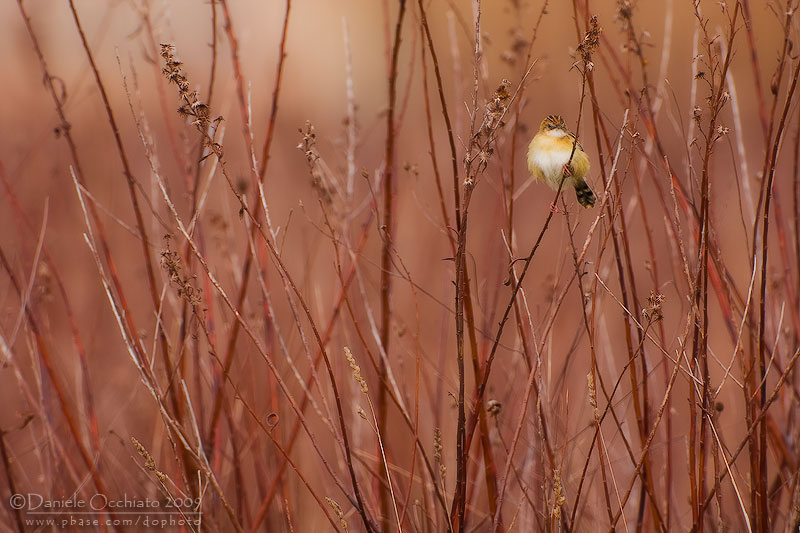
{"left": 575, "top": 179, "right": 596, "bottom": 208}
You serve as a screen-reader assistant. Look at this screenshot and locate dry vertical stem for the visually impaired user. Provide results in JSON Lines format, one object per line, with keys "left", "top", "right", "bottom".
{"left": 378, "top": 1, "right": 407, "bottom": 530}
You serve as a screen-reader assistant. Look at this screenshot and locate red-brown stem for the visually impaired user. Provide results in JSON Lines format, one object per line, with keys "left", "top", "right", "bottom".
{"left": 0, "top": 247, "right": 122, "bottom": 531}
{"left": 609, "top": 358, "right": 683, "bottom": 531}
{"left": 247, "top": 222, "right": 376, "bottom": 532}
{"left": 17, "top": 0, "right": 182, "bottom": 496}
{"left": 207, "top": 0, "right": 291, "bottom": 458}
{"left": 794, "top": 110, "right": 800, "bottom": 316}
{"left": 450, "top": 4, "right": 482, "bottom": 528}
{"left": 257, "top": 0, "right": 291, "bottom": 181}
{"left": 702, "top": 347, "right": 800, "bottom": 510}
{"left": 66, "top": 0, "right": 171, "bottom": 382}
{"left": 0, "top": 429, "right": 24, "bottom": 533}
{"left": 418, "top": 17, "right": 499, "bottom": 528}
{"left": 565, "top": 92, "right": 625, "bottom": 528}
{"left": 740, "top": 0, "right": 769, "bottom": 137}
{"left": 378, "top": 2, "right": 407, "bottom": 529}
{"left": 691, "top": 5, "right": 739, "bottom": 530}
{"left": 65, "top": 7, "right": 188, "bottom": 484}
{"left": 755, "top": 37, "right": 800, "bottom": 533}
{"left": 419, "top": 20, "right": 453, "bottom": 249}
{"left": 417, "top": 0, "right": 460, "bottom": 229}
{"left": 596, "top": 4, "right": 665, "bottom": 526}
{"left": 0, "top": 162, "right": 102, "bottom": 460}
{"left": 453, "top": 182, "right": 472, "bottom": 533}
{"left": 205, "top": 1, "right": 254, "bottom": 453}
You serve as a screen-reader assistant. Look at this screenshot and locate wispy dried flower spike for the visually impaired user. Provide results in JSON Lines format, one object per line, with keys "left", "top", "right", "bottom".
{"left": 344, "top": 347, "right": 368, "bottom": 393}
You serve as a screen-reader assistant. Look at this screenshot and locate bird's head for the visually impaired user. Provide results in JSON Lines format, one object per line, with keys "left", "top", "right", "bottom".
{"left": 539, "top": 114, "right": 568, "bottom": 137}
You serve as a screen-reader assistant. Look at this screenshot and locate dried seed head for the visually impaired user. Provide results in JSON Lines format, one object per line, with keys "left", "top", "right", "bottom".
{"left": 642, "top": 290, "right": 665, "bottom": 323}
{"left": 467, "top": 79, "right": 513, "bottom": 179}
{"left": 487, "top": 399, "right": 502, "bottom": 417}
{"left": 500, "top": 50, "right": 516, "bottom": 65}
{"left": 433, "top": 427, "right": 443, "bottom": 463}
{"left": 35, "top": 262, "right": 54, "bottom": 304}
{"left": 161, "top": 44, "right": 211, "bottom": 134}
{"left": 325, "top": 497, "right": 348, "bottom": 531}
{"left": 510, "top": 28, "right": 528, "bottom": 55}
{"left": 577, "top": 16, "right": 602, "bottom": 64}
{"left": 616, "top": 0, "right": 633, "bottom": 23}
{"left": 771, "top": 70, "right": 780, "bottom": 95}
{"left": 298, "top": 121, "right": 336, "bottom": 207}
{"left": 552, "top": 468, "right": 566, "bottom": 520}
{"left": 160, "top": 235, "right": 202, "bottom": 307}
{"left": 344, "top": 347, "right": 368, "bottom": 394}
{"left": 479, "top": 79, "right": 512, "bottom": 137}
{"left": 131, "top": 437, "right": 166, "bottom": 482}
{"left": 587, "top": 372, "right": 598, "bottom": 412}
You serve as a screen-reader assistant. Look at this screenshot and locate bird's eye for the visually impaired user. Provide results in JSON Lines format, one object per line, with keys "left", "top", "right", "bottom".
{"left": 548, "top": 124, "right": 555, "bottom": 129}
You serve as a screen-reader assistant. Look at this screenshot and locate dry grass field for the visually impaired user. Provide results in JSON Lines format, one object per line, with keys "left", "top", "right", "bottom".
{"left": 1, "top": 0, "right": 800, "bottom": 531}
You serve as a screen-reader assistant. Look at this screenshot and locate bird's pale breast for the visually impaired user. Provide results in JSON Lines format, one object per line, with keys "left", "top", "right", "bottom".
{"left": 528, "top": 134, "right": 588, "bottom": 189}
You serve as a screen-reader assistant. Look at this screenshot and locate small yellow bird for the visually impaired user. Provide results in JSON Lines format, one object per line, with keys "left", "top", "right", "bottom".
{"left": 527, "top": 114, "right": 595, "bottom": 208}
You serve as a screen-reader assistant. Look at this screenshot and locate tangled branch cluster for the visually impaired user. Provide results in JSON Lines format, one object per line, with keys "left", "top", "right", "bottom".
{"left": 160, "top": 44, "right": 211, "bottom": 132}
{"left": 467, "top": 79, "right": 512, "bottom": 180}
{"left": 160, "top": 235, "right": 202, "bottom": 307}
{"left": 577, "top": 15, "right": 602, "bottom": 70}
{"left": 296, "top": 121, "right": 335, "bottom": 206}
{"left": 642, "top": 290, "right": 665, "bottom": 323}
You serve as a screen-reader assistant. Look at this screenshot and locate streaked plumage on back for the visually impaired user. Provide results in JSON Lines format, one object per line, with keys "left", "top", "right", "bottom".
{"left": 527, "top": 114, "right": 595, "bottom": 207}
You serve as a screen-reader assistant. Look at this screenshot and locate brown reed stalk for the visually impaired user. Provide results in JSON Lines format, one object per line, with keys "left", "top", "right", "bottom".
{"left": 794, "top": 111, "right": 800, "bottom": 304}
{"left": 596, "top": 4, "right": 666, "bottom": 526}
{"left": 151, "top": 159, "right": 376, "bottom": 530}
{"left": 0, "top": 246, "right": 122, "bottom": 530}
{"left": 0, "top": 428, "right": 23, "bottom": 533}
{"left": 65, "top": 4, "right": 207, "bottom": 500}
{"left": 65, "top": 0, "right": 179, "bottom": 418}
{"left": 198, "top": 339, "right": 346, "bottom": 532}
{"left": 689, "top": 4, "right": 740, "bottom": 530}
{"left": 417, "top": 3, "right": 502, "bottom": 525}
{"left": 206, "top": 0, "right": 291, "bottom": 463}
{"left": 754, "top": 33, "right": 800, "bottom": 533}
{"left": 377, "top": 2, "right": 407, "bottom": 528}
{"left": 417, "top": 0, "right": 460, "bottom": 227}
{"left": 566, "top": 110, "right": 631, "bottom": 529}
{"left": 0, "top": 163, "right": 102, "bottom": 461}
{"left": 158, "top": 45, "right": 379, "bottom": 530}
{"left": 247, "top": 224, "right": 372, "bottom": 532}
{"left": 451, "top": 5, "right": 484, "bottom": 530}
{"left": 257, "top": 0, "right": 291, "bottom": 181}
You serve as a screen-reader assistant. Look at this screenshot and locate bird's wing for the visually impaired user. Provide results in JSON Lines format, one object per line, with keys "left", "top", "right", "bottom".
{"left": 566, "top": 131, "right": 584, "bottom": 152}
